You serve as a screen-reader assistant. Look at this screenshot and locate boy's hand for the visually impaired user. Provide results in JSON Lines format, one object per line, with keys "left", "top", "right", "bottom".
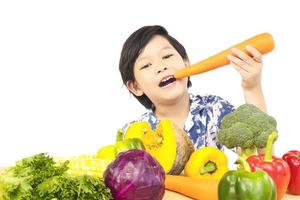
{"left": 227, "top": 45, "right": 263, "bottom": 91}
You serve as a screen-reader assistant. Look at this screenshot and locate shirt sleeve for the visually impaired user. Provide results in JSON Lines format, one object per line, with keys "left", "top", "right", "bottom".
{"left": 205, "top": 95, "right": 235, "bottom": 127}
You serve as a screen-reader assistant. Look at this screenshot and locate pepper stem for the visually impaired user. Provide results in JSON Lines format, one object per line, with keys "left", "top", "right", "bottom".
{"left": 200, "top": 161, "right": 217, "bottom": 175}
{"left": 235, "top": 157, "right": 251, "bottom": 172}
{"left": 116, "top": 129, "right": 124, "bottom": 142}
{"left": 264, "top": 131, "right": 278, "bottom": 162}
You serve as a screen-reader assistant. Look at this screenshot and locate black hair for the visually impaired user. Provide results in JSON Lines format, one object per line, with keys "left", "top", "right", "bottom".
{"left": 119, "top": 25, "right": 192, "bottom": 110}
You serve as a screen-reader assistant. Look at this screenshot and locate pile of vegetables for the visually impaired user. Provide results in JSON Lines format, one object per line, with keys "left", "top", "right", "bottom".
{"left": 165, "top": 104, "right": 298, "bottom": 200}
{"left": 0, "top": 153, "right": 112, "bottom": 200}
{"left": 0, "top": 150, "right": 166, "bottom": 200}
{"left": 1, "top": 103, "right": 299, "bottom": 200}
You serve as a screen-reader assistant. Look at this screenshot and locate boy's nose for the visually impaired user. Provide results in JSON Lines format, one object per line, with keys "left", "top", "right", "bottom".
{"left": 156, "top": 67, "right": 167, "bottom": 74}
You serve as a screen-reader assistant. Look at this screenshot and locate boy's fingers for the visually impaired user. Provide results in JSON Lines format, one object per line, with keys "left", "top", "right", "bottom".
{"left": 227, "top": 55, "right": 252, "bottom": 73}
{"left": 231, "top": 48, "right": 254, "bottom": 65}
{"left": 246, "top": 45, "right": 263, "bottom": 63}
{"left": 230, "top": 61, "right": 248, "bottom": 78}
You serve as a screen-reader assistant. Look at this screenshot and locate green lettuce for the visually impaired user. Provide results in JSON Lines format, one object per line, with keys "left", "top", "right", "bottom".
{"left": 0, "top": 153, "right": 112, "bottom": 200}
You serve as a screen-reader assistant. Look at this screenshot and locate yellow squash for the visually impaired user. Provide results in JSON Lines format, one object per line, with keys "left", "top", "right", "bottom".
{"left": 124, "top": 119, "right": 194, "bottom": 175}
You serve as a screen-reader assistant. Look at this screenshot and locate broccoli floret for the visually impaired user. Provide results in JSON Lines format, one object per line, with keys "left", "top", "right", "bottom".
{"left": 218, "top": 122, "right": 255, "bottom": 149}
{"left": 217, "top": 104, "right": 277, "bottom": 157}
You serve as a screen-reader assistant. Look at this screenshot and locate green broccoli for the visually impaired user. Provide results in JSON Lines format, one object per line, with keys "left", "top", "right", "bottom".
{"left": 217, "top": 104, "right": 277, "bottom": 158}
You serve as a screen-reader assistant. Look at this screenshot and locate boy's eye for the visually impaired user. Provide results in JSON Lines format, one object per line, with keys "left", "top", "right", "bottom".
{"left": 163, "top": 54, "right": 174, "bottom": 59}
{"left": 140, "top": 63, "right": 151, "bottom": 70}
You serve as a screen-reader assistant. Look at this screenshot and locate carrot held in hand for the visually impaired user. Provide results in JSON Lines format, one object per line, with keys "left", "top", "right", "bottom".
{"left": 165, "top": 175, "right": 218, "bottom": 200}
{"left": 174, "top": 32, "right": 275, "bottom": 79}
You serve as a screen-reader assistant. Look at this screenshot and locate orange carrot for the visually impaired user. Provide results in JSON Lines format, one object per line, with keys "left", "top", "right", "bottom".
{"left": 165, "top": 175, "right": 219, "bottom": 200}
{"left": 174, "top": 32, "right": 275, "bottom": 79}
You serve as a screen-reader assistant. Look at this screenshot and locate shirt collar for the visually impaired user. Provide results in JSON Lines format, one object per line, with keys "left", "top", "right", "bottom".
{"left": 146, "top": 93, "right": 206, "bottom": 130}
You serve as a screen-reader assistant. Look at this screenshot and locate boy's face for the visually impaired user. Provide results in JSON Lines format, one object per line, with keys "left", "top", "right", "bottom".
{"left": 127, "top": 35, "right": 189, "bottom": 107}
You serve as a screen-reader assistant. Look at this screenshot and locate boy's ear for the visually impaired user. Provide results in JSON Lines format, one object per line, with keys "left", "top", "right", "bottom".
{"left": 126, "top": 80, "right": 144, "bottom": 96}
{"left": 184, "top": 58, "right": 190, "bottom": 67}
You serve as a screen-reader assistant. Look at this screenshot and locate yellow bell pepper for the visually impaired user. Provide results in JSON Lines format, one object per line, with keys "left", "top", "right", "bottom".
{"left": 184, "top": 146, "right": 228, "bottom": 180}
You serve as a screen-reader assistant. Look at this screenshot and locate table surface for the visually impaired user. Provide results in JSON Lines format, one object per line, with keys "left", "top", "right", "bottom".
{"left": 163, "top": 190, "right": 299, "bottom": 200}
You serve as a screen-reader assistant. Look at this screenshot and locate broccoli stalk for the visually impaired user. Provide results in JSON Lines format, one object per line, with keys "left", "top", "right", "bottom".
{"left": 217, "top": 104, "right": 277, "bottom": 158}
{"left": 239, "top": 146, "right": 258, "bottom": 159}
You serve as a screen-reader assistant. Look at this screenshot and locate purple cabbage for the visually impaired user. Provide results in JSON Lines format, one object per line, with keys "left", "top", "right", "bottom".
{"left": 104, "top": 149, "right": 165, "bottom": 200}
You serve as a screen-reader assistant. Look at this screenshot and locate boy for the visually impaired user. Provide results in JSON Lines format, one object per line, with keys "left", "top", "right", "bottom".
{"left": 119, "top": 25, "right": 266, "bottom": 150}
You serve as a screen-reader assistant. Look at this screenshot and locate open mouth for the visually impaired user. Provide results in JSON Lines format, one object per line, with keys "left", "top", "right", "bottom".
{"left": 159, "top": 75, "right": 176, "bottom": 88}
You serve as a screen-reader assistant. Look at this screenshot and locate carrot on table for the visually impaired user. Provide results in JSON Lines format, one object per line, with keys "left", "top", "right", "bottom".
{"left": 165, "top": 175, "right": 219, "bottom": 200}
{"left": 174, "top": 32, "right": 275, "bottom": 79}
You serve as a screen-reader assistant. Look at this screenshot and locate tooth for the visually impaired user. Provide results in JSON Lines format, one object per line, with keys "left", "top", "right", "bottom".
{"left": 161, "top": 76, "right": 174, "bottom": 84}
{"left": 163, "top": 76, "right": 171, "bottom": 82}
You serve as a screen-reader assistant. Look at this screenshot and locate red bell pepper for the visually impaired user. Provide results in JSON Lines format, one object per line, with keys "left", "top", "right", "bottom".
{"left": 247, "top": 132, "right": 291, "bottom": 200}
{"left": 282, "top": 150, "right": 300, "bottom": 195}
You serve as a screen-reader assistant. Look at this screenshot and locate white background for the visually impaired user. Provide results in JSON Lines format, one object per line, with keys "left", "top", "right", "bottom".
{"left": 1, "top": 0, "right": 299, "bottom": 168}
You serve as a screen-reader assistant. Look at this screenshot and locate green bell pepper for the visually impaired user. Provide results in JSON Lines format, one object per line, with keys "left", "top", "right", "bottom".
{"left": 115, "top": 129, "right": 145, "bottom": 152}
{"left": 218, "top": 157, "right": 276, "bottom": 200}
{"left": 97, "top": 129, "right": 145, "bottom": 159}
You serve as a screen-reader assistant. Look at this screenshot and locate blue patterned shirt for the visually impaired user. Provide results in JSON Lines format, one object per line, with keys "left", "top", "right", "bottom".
{"left": 123, "top": 93, "right": 235, "bottom": 150}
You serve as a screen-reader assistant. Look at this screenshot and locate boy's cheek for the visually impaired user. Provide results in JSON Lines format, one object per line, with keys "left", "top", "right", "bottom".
{"left": 167, "top": 63, "right": 186, "bottom": 72}
{"left": 165, "top": 57, "right": 186, "bottom": 70}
